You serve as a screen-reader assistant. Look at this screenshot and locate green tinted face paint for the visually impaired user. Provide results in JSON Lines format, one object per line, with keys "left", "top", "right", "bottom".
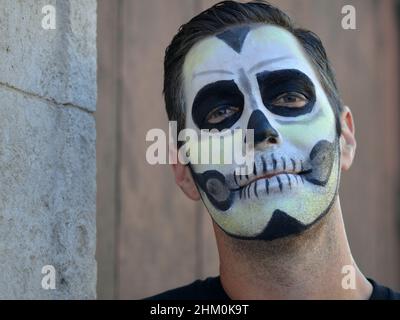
{"left": 183, "top": 25, "right": 340, "bottom": 240}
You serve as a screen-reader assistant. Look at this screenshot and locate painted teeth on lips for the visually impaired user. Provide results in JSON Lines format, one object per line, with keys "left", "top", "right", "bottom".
{"left": 235, "top": 167, "right": 312, "bottom": 189}
{"left": 244, "top": 170, "right": 300, "bottom": 187}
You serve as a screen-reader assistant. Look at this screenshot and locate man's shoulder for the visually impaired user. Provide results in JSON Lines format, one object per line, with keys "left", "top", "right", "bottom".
{"left": 143, "top": 276, "right": 230, "bottom": 300}
{"left": 368, "top": 278, "right": 400, "bottom": 300}
{"left": 143, "top": 276, "right": 400, "bottom": 300}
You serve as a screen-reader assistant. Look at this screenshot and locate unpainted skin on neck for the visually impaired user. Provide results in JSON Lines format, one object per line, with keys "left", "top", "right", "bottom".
{"left": 214, "top": 197, "right": 373, "bottom": 299}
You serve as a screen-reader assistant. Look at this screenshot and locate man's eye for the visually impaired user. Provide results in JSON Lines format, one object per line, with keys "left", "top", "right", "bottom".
{"left": 272, "top": 92, "right": 308, "bottom": 108}
{"left": 206, "top": 106, "right": 240, "bottom": 124}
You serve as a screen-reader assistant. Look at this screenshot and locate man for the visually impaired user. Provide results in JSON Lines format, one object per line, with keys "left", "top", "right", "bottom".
{"left": 147, "top": 0, "right": 400, "bottom": 299}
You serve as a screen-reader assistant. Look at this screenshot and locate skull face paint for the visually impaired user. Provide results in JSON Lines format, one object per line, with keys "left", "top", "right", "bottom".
{"left": 182, "top": 25, "right": 340, "bottom": 240}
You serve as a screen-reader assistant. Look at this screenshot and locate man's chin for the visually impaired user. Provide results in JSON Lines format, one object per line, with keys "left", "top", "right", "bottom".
{"left": 214, "top": 198, "right": 337, "bottom": 242}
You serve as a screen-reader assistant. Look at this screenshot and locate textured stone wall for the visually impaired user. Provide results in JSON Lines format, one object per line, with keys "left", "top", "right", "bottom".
{"left": 0, "top": 0, "right": 97, "bottom": 299}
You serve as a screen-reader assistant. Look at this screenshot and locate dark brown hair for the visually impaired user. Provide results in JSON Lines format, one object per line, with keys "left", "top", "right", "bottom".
{"left": 163, "top": 0, "right": 343, "bottom": 137}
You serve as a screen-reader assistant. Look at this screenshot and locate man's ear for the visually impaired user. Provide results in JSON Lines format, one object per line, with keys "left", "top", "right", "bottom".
{"left": 170, "top": 144, "right": 200, "bottom": 201}
{"left": 340, "top": 106, "right": 357, "bottom": 171}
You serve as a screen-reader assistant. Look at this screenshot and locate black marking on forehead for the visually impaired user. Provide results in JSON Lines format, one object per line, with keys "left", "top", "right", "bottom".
{"left": 216, "top": 25, "right": 251, "bottom": 53}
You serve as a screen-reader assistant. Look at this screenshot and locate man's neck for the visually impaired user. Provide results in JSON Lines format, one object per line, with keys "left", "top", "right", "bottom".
{"left": 214, "top": 197, "right": 372, "bottom": 299}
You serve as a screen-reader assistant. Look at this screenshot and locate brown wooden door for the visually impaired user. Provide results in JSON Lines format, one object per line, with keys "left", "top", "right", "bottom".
{"left": 97, "top": 0, "right": 400, "bottom": 299}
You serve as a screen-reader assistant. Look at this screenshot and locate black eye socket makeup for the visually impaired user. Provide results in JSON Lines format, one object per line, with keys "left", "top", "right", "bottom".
{"left": 192, "top": 80, "right": 244, "bottom": 130}
{"left": 256, "top": 69, "right": 316, "bottom": 117}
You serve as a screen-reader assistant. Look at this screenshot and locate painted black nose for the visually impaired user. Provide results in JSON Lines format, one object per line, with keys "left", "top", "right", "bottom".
{"left": 247, "top": 110, "right": 279, "bottom": 146}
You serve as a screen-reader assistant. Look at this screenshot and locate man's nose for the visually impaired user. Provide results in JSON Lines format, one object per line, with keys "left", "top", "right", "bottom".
{"left": 247, "top": 110, "right": 280, "bottom": 148}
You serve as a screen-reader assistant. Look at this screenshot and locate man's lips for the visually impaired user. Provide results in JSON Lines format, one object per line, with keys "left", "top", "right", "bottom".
{"left": 232, "top": 169, "right": 312, "bottom": 191}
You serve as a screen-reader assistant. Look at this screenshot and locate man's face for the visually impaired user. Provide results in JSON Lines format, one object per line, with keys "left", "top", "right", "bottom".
{"left": 182, "top": 25, "right": 340, "bottom": 240}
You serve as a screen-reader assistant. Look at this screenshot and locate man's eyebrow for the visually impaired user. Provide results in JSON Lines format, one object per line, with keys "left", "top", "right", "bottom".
{"left": 192, "top": 69, "right": 235, "bottom": 80}
{"left": 192, "top": 56, "right": 292, "bottom": 79}
{"left": 247, "top": 56, "right": 292, "bottom": 74}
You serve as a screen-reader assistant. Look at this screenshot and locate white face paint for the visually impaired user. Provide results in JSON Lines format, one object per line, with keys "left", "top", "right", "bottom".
{"left": 182, "top": 25, "right": 340, "bottom": 240}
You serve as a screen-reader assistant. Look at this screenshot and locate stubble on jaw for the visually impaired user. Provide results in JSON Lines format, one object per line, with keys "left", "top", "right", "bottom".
{"left": 215, "top": 196, "right": 344, "bottom": 288}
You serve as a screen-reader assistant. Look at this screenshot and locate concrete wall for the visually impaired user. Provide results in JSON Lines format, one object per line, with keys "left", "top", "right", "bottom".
{"left": 0, "top": 0, "right": 97, "bottom": 299}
